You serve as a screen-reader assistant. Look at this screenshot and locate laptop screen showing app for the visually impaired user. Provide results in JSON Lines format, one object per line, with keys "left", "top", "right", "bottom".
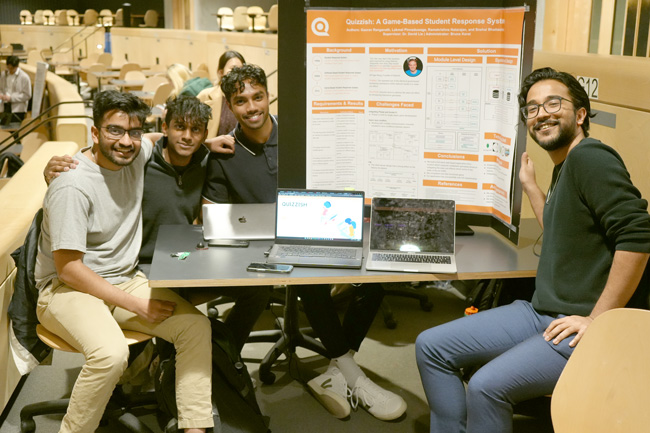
{"left": 370, "top": 198, "right": 455, "bottom": 253}
{"left": 275, "top": 190, "right": 364, "bottom": 243}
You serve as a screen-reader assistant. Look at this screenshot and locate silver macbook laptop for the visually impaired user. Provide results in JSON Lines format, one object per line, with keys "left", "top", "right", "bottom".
{"left": 365, "top": 197, "right": 457, "bottom": 273}
{"left": 266, "top": 189, "right": 365, "bottom": 268}
{"left": 202, "top": 203, "right": 275, "bottom": 241}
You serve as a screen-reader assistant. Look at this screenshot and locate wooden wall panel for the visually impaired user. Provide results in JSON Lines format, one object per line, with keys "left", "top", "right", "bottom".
{"left": 566, "top": 0, "right": 594, "bottom": 53}
{"left": 0, "top": 25, "right": 105, "bottom": 59}
{"left": 598, "top": 0, "right": 617, "bottom": 54}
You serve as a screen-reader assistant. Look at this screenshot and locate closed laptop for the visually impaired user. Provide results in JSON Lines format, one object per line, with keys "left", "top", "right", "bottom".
{"left": 202, "top": 203, "right": 275, "bottom": 241}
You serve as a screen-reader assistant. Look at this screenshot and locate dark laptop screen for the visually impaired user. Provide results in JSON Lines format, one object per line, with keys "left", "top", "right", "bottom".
{"left": 370, "top": 198, "right": 455, "bottom": 253}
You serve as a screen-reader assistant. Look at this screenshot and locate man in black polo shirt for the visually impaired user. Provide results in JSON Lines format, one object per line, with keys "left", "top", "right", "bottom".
{"left": 202, "top": 65, "right": 407, "bottom": 422}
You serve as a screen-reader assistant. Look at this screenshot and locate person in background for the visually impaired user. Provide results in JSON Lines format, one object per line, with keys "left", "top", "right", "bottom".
{"left": 0, "top": 55, "right": 32, "bottom": 124}
{"left": 197, "top": 50, "right": 246, "bottom": 139}
{"left": 415, "top": 67, "right": 650, "bottom": 433}
{"left": 166, "top": 63, "right": 192, "bottom": 98}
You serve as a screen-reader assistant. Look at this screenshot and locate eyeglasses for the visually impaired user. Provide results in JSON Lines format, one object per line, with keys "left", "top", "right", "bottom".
{"left": 521, "top": 97, "right": 572, "bottom": 119}
{"left": 101, "top": 125, "right": 144, "bottom": 140}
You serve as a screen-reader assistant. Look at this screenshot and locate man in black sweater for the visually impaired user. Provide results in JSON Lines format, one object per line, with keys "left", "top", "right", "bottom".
{"left": 416, "top": 67, "right": 650, "bottom": 433}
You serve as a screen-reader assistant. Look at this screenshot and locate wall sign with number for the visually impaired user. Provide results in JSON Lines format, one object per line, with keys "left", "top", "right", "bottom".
{"left": 577, "top": 76, "right": 599, "bottom": 100}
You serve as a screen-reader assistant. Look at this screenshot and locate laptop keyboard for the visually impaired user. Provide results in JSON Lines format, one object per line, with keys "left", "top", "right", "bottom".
{"left": 276, "top": 246, "right": 357, "bottom": 259}
{"left": 372, "top": 253, "right": 452, "bottom": 264}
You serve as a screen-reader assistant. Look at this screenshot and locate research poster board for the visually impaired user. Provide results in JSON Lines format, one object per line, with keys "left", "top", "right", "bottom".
{"left": 305, "top": 7, "right": 525, "bottom": 227}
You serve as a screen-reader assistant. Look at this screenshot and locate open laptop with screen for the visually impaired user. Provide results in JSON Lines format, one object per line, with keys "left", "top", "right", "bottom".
{"left": 365, "top": 197, "right": 457, "bottom": 273}
{"left": 202, "top": 203, "right": 275, "bottom": 240}
{"left": 266, "top": 189, "right": 365, "bottom": 268}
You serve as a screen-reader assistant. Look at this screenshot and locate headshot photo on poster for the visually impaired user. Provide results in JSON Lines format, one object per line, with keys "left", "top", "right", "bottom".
{"left": 404, "top": 56, "right": 423, "bottom": 77}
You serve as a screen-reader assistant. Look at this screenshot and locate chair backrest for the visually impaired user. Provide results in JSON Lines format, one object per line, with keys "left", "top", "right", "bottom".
{"left": 55, "top": 10, "right": 69, "bottom": 26}
{"left": 115, "top": 8, "right": 124, "bottom": 27}
{"left": 83, "top": 9, "right": 99, "bottom": 26}
{"left": 551, "top": 308, "right": 650, "bottom": 433}
{"left": 267, "top": 4, "right": 278, "bottom": 32}
{"left": 143, "top": 10, "right": 159, "bottom": 27}
{"left": 141, "top": 75, "right": 170, "bottom": 93}
{"left": 33, "top": 10, "right": 44, "bottom": 25}
{"left": 96, "top": 52, "right": 113, "bottom": 67}
{"left": 42, "top": 10, "right": 54, "bottom": 25}
{"left": 67, "top": 10, "right": 79, "bottom": 26}
{"left": 218, "top": 7, "right": 234, "bottom": 31}
{"left": 247, "top": 6, "right": 267, "bottom": 31}
{"left": 119, "top": 63, "right": 142, "bottom": 79}
{"left": 191, "top": 69, "right": 210, "bottom": 79}
{"left": 151, "top": 83, "right": 173, "bottom": 107}
{"left": 39, "top": 48, "right": 52, "bottom": 61}
{"left": 233, "top": 6, "right": 250, "bottom": 32}
{"left": 26, "top": 50, "right": 41, "bottom": 66}
{"left": 124, "top": 70, "right": 146, "bottom": 81}
{"left": 20, "top": 10, "right": 33, "bottom": 25}
{"left": 86, "top": 63, "right": 107, "bottom": 89}
{"left": 99, "top": 9, "right": 113, "bottom": 26}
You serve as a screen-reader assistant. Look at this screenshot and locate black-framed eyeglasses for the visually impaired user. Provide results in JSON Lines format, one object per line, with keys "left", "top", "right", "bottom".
{"left": 101, "top": 125, "right": 144, "bottom": 140}
{"left": 521, "top": 97, "right": 572, "bottom": 119}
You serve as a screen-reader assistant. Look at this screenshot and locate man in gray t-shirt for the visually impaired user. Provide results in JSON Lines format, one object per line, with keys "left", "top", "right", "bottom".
{"left": 34, "top": 91, "right": 213, "bottom": 433}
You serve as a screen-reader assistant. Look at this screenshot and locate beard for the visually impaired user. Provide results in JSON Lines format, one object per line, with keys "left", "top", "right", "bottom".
{"left": 99, "top": 141, "right": 139, "bottom": 167}
{"left": 530, "top": 119, "right": 578, "bottom": 152}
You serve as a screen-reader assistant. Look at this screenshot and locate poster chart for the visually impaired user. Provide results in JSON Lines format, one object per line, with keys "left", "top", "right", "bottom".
{"left": 306, "top": 7, "right": 525, "bottom": 225}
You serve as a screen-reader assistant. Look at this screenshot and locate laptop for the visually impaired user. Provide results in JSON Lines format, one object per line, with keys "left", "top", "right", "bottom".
{"left": 365, "top": 197, "right": 457, "bottom": 273}
{"left": 202, "top": 203, "right": 275, "bottom": 241}
{"left": 266, "top": 189, "right": 365, "bottom": 268}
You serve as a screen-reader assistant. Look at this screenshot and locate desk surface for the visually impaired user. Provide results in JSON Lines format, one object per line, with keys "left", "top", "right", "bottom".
{"left": 149, "top": 219, "right": 541, "bottom": 288}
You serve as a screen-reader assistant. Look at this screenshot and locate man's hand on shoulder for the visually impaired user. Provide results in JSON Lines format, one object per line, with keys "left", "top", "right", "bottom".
{"left": 131, "top": 297, "right": 177, "bottom": 323}
{"left": 543, "top": 315, "right": 594, "bottom": 347}
{"left": 44, "top": 154, "right": 78, "bottom": 185}
{"left": 205, "top": 135, "right": 235, "bottom": 155}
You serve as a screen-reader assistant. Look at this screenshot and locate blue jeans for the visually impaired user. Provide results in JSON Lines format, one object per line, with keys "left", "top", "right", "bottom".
{"left": 415, "top": 300, "right": 574, "bottom": 433}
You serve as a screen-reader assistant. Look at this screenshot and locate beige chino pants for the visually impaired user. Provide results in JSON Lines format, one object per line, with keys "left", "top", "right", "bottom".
{"left": 37, "top": 273, "right": 213, "bottom": 433}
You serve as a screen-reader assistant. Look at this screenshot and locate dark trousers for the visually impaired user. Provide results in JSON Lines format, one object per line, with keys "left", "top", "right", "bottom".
{"left": 297, "top": 283, "right": 384, "bottom": 358}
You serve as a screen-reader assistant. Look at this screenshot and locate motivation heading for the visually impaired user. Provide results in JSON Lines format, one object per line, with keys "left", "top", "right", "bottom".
{"left": 346, "top": 17, "right": 506, "bottom": 26}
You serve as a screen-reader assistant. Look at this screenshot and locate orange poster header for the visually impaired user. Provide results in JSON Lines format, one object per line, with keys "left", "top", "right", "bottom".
{"left": 487, "top": 56, "right": 518, "bottom": 65}
{"left": 483, "top": 155, "right": 510, "bottom": 169}
{"left": 306, "top": 8, "right": 525, "bottom": 44}
{"left": 424, "top": 152, "right": 480, "bottom": 162}
{"left": 312, "top": 109, "right": 365, "bottom": 114}
{"left": 484, "top": 132, "right": 512, "bottom": 145}
{"left": 312, "top": 47, "right": 366, "bottom": 54}
{"left": 312, "top": 100, "right": 365, "bottom": 108}
{"left": 428, "top": 47, "right": 519, "bottom": 55}
{"left": 368, "top": 101, "right": 422, "bottom": 109}
{"left": 423, "top": 180, "right": 478, "bottom": 189}
{"left": 428, "top": 56, "right": 483, "bottom": 64}
{"left": 369, "top": 47, "right": 424, "bottom": 54}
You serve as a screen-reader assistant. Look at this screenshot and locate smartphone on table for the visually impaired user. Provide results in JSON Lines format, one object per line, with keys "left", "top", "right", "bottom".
{"left": 246, "top": 262, "right": 293, "bottom": 273}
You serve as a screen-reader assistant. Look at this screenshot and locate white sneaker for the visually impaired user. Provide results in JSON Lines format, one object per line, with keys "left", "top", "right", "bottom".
{"left": 351, "top": 376, "right": 407, "bottom": 421}
{"left": 307, "top": 367, "right": 351, "bottom": 419}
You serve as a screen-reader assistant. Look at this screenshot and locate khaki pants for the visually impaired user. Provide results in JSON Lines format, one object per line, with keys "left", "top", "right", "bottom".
{"left": 37, "top": 273, "right": 213, "bottom": 432}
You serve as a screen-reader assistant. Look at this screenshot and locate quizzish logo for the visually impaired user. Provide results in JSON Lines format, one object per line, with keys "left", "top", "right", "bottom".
{"left": 311, "top": 17, "right": 329, "bottom": 36}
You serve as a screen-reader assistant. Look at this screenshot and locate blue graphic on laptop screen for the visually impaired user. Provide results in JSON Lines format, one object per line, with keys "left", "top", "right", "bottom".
{"left": 276, "top": 190, "right": 364, "bottom": 242}
{"left": 370, "top": 198, "right": 455, "bottom": 253}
